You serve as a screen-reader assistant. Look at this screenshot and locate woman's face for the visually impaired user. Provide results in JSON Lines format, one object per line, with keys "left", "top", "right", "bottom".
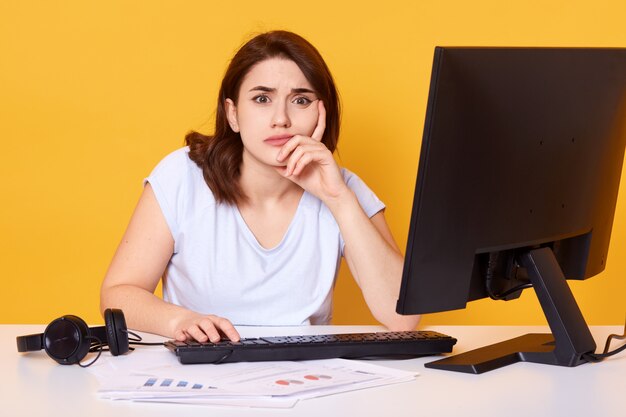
{"left": 226, "top": 57, "right": 320, "bottom": 169}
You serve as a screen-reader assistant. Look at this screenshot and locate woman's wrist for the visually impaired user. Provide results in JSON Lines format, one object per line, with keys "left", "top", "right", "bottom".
{"left": 323, "top": 186, "right": 360, "bottom": 219}
{"left": 167, "top": 307, "right": 197, "bottom": 338}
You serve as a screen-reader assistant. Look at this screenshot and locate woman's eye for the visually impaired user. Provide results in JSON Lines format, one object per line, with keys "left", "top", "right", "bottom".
{"left": 253, "top": 95, "right": 270, "bottom": 104}
{"left": 293, "top": 96, "right": 312, "bottom": 106}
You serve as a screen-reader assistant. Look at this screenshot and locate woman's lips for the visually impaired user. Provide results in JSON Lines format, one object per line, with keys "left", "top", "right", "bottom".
{"left": 264, "top": 134, "right": 294, "bottom": 146}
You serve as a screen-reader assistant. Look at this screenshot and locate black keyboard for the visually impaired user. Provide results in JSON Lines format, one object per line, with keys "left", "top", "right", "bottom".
{"left": 165, "top": 330, "right": 457, "bottom": 364}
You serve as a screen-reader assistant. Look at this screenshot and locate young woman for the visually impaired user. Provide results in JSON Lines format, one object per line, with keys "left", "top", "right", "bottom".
{"left": 100, "top": 30, "right": 420, "bottom": 343}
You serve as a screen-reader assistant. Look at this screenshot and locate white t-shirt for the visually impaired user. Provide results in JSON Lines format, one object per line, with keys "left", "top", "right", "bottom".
{"left": 145, "top": 147, "right": 385, "bottom": 326}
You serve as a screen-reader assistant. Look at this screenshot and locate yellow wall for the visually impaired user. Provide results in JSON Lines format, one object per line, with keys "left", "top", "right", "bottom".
{"left": 1, "top": 1, "right": 624, "bottom": 326}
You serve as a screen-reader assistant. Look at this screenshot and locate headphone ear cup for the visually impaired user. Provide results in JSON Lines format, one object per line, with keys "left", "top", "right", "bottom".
{"left": 43, "top": 315, "right": 90, "bottom": 365}
{"left": 104, "top": 308, "right": 129, "bottom": 356}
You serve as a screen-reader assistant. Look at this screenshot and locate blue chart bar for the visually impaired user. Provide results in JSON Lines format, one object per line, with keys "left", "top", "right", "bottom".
{"left": 142, "top": 378, "right": 210, "bottom": 390}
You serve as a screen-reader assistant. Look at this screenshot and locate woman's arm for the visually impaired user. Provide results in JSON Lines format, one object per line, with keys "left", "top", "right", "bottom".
{"left": 276, "top": 101, "right": 420, "bottom": 330}
{"left": 100, "top": 183, "right": 240, "bottom": 342}
{"left": 327, "top": 192, "right": 421, "bottom": 330}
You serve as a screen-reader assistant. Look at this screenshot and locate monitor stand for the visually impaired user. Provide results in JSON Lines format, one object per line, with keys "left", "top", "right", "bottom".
{"left": 425, "top": 247, "right": 597, "bottom": 374}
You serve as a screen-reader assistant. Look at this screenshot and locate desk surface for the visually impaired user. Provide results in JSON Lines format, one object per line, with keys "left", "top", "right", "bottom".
{"left": 2, "top": 324, "right": 624, "bottom": 417}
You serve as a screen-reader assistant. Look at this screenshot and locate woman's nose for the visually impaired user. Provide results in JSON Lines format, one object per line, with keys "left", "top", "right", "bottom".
{"left": 271, "top": 102, "right": 291, "bottom": 128}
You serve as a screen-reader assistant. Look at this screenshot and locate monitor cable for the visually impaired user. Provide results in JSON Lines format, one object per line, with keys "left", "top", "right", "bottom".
{"left": 485, "top": 252, "right": 533, "bottom": 300}
{"left": 487, "top": 282, "right": 534, "bottom": 300}
{"left": 582, "top": 318, "right": 626, "bottom": 362}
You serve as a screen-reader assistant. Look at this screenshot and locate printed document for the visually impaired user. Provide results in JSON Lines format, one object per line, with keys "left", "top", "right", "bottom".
{"left": 87, "top": 347, "right": 418, "bottom": 408}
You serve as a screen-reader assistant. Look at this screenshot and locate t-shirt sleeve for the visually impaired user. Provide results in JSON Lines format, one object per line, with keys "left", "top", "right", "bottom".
{"left": 342, "top": 168, "right": 386, "bottom": 218}
{"left": 143, "top": 147, "right": 193, "bottom": 252}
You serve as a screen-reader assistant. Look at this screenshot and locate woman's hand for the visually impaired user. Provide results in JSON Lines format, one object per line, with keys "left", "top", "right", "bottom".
{"left": 275, "top": 101, "right": 349, "bottom": 203}
{"left": 172, "top": 312, "right": 240, "bottom": 343}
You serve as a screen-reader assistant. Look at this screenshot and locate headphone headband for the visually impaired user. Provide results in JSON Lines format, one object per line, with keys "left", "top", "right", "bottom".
{"left": 16, "top": 333, "right": 44, "bottom": 352}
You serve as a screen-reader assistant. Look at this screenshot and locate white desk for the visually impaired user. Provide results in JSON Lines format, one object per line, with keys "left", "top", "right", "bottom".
{"left": 2, "top": 325, "right": 624, "bottom": 417}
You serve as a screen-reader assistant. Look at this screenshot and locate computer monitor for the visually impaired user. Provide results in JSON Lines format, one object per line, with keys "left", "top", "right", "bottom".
{"left": 396, "top": 47, "right": 626, "bottom": 373}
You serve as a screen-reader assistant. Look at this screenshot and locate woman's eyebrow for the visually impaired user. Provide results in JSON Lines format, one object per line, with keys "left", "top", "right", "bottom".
{"left": 249, "top": 86, "right": 274, "bottom": 93}
{"left": 291, "top": 87, "right": 316, "bottom": 94}
{"left": 248, "top": 86, "right": 316, "bottom": 95}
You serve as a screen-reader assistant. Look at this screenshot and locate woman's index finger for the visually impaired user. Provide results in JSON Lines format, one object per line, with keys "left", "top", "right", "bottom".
{"left": 311, "top": 100, "right": 326, "bottom": 141}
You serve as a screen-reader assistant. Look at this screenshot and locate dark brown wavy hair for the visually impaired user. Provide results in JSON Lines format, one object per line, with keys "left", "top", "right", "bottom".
{"left": 186, "top": 30, "right": 341, "bottom": 205}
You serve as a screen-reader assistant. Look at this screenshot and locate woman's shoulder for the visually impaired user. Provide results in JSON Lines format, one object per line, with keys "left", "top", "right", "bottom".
{"left": 148, "top": 146, "right": 204, "bottom": 183}
{"left": 150, "top": 146, "right": 195, "bottom": 174}
{"left": 340, "top": 167, "right": 370, "bottom": 191}
{"left": 146, "top": 146, "right": 209, "bottom": 198}
{"left": 339, "top": 167, "right": 358, "bottom": 183}
{"left": 339, "top": 167, "right": 385, "bottom": 217}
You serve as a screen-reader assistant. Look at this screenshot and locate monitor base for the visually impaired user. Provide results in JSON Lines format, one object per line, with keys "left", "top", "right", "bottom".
{"left": 424, "top": 333, "right": 589, "bottom": 374}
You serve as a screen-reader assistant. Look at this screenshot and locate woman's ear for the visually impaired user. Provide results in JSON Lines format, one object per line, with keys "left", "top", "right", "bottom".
{"left": 225, "top": 98, "right": 240, "bottom": 133}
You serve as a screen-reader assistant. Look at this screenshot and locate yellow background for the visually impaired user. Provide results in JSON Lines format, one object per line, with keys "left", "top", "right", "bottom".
{"left": 1, "top": 0, "right": 624, "bottom": 326}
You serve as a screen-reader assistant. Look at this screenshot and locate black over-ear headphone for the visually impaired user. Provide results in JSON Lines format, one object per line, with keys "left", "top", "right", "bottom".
{"left": 16, "top": 308, "right": 145, "bottom": 367}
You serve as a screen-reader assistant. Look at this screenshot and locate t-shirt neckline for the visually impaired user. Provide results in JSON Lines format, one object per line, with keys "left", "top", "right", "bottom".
{"left": 234, "top": 191, "right": 310, "bottom": 253}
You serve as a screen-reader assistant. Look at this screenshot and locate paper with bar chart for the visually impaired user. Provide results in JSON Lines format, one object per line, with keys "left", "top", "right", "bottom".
{"left": 87, "top": 348, "right": 417, "bottom": 408}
